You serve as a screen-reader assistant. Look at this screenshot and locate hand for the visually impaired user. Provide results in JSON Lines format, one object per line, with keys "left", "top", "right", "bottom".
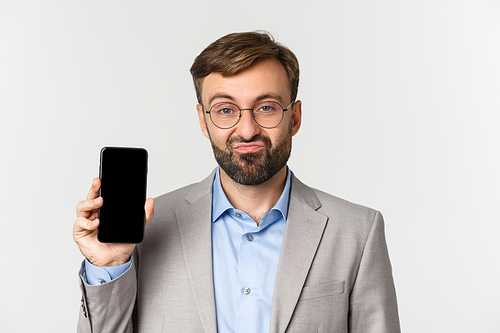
{"left": 73, "top": 178, "right": 155, "bottom": 267}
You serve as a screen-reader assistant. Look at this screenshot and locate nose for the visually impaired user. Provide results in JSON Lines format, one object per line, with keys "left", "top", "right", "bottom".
{"left": 235, "top": 109, "right": 261, "bottom": 140}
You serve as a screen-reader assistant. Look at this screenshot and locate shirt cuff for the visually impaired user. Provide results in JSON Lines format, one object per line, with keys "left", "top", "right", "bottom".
{"left": 80, "top": 258, "right": 132, "bottom": 285}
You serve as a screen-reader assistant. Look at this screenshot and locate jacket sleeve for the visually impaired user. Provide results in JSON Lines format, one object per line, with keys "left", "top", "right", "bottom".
{"left": 348, "top": 211, "right": 401, "bottom": 333}
{"left": 77, "top": 256, "right": 137, "bottom": 333}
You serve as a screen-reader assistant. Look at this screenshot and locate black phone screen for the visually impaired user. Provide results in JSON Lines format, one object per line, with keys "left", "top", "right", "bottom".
{"left": 97, "top": 147, "right": 148, "bottom": 243}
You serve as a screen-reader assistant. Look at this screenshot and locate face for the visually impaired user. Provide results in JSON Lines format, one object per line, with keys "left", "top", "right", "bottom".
{"left": 197, "top": 58, "right": 302, "bottom": 185}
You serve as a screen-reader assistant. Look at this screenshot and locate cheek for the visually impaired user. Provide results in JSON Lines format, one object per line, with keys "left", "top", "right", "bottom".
{"left": 269, "top": 122, "right": 292, "bottom": 145}
{"left": 208, "top": 127, "right": 233, "bottom": 147}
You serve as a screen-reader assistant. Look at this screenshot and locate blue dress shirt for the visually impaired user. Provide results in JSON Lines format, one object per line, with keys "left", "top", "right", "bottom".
{"left": 82, "top": 167, "right": 291, "bottom": 333}
{"left": 211, "top": 167, "right": 290, "bottom": 333}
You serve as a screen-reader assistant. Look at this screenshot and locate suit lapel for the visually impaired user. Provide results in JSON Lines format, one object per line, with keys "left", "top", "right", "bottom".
{"left": 269, "top": 174, "right": 328, "bottom": 333}
{"left": 176, "top": 172, "right": 218, "bottom": 333}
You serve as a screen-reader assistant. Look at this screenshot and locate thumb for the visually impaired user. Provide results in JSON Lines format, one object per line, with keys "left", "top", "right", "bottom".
{"left": 145, "top": 198, "right": 155, "bottom": 227}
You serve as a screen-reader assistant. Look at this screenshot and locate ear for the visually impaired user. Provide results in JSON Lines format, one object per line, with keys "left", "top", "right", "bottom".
{"left": 291, "top": 100, "right": 302, "bottom": 136}
{"left": 197, "top": 104, "right": 210, "bottom": 139}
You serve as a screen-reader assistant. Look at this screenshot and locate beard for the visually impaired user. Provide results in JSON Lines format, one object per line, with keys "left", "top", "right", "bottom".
{"left": 209, "top": 123, "right": 292, "bottom": 186}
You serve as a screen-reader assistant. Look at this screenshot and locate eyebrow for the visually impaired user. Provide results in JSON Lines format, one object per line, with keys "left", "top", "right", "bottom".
{"left": 207, "top": 94, "right": 235, "bottom": 106}
{"left": 255, "top": 94, "right": 286, "bottom": 105}
{"left": 207, "top": 93, "right": 286, "bottom": 107}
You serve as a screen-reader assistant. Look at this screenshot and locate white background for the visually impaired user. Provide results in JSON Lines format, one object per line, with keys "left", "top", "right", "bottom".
{"left": 1, "top": 0, "right": 499, "bottom": 332}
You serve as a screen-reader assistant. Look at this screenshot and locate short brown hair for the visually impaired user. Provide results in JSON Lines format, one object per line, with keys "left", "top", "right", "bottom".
{"left": 190, "top": 31, "right": 300, "bottom": 105}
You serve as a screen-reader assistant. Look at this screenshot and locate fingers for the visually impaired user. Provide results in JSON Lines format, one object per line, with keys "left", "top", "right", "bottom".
{"left": 76, "top": 178, "right": 102, "bottom": 217}
{"left": 76, "top": 196, "right": 103, "bottom": 218}
{"left": 145, "top": 198, "right": 155, "bottom": 227}
{"left": 86, "top": 178, "right": 101, "bottom": 201}
{"left": 73, "top": 216, "right": 99, "bottom": 238}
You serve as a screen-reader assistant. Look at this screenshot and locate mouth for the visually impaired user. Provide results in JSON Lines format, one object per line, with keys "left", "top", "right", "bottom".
{"left": 232, "top": 142, "right": 265, "bottom": 154}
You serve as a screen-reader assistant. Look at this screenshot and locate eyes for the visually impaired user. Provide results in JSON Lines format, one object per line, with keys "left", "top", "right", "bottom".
{"left": 218, "top": 107, "right": 235, "bottom": 116}
{"left": 212, "top": 102, "right": 281, "bottom": 117}
{"left": 258, "top": 105, "right": 274, "bottom": 112}
{"left": 205, "top": 100, "right": 290, "bottom": 129}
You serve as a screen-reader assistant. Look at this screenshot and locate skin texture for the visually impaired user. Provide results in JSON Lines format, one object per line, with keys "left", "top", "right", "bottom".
{"left": 197, "top": 58, "right": 302, "bottom": 223}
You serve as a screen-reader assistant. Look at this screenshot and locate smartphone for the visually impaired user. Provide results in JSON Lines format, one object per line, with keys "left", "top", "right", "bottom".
{"left": 97, "top": 147, "right": 148, "bottom": 243}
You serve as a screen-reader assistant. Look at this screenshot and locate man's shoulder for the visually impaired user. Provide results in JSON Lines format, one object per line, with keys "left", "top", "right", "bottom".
{"left": 153, "top": 171, "right": 215, "bottom": 212}
{"left": 155, "top": 182, "right": 198, "bottom": 203}
{"left": 291, "top": 174, "right": 380, "bottom": 224}
{"left": 143, "top": 173, "right": 214, "bottom": 241}
{"left": 313, "top": 187, "right": 376, "bottom": 214}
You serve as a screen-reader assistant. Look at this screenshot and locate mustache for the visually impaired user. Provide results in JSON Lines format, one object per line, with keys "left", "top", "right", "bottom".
{"left": 227, "top": 134, "right": 271, "bottom": 146}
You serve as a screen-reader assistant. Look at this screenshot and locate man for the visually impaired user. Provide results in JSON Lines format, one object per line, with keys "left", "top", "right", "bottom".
{"left": 74, "top": 31, "right": 400, "bottom": 333}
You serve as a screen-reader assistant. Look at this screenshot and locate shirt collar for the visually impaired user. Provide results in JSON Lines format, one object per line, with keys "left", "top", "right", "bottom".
{"left": 211, "top": 166, "right": 292, "bottom": 223}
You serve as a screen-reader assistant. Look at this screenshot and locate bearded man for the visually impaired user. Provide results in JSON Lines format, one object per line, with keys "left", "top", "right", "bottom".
{"left": 74, "top": 31, "right": 401, "bottom": 333}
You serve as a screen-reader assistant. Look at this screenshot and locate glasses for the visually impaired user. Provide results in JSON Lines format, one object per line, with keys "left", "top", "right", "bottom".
{"left": 202, "top": 101, "right": 294, "bottom": 129}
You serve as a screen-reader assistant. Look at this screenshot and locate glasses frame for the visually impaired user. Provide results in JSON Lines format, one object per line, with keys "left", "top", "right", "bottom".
{"left": 201, "top": 100, "right": 295, "bottom": 129}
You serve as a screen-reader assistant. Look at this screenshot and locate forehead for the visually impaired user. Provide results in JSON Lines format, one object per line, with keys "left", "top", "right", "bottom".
{"left": 201, "top": 58, "right": 290, "bottom": 106}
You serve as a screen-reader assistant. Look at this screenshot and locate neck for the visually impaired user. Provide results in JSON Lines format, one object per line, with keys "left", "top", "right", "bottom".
{"left": 219, "top": 166, "right": 288, "bottom": 225}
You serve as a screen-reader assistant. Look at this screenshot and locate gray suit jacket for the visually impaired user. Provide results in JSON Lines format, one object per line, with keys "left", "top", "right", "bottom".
{"left": 78, "top": 171, "right": 400, "bottom": 332}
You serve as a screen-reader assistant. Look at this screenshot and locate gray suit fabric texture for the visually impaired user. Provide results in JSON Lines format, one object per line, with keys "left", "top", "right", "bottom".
{"left": 78, "top": 170, "right": 401, "bottom": 333}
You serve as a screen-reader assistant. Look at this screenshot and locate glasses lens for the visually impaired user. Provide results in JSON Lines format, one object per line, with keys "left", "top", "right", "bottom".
{"left": 253, "top": 101, "right": 284, "bottom": 128}
{"left": 210, "top": 103, "right": 240, "bottom": 128}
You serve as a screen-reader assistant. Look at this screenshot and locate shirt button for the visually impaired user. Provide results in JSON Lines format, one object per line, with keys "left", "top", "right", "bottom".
{"left": 235, "top": 213, "right": 242, "bottom": 218}
{"left": 99, "top": 279, "right": 107, "bottom": 285}
{"left": 246, "top": 234, "right": 254, "bottom": 242}
{"left": 243, "top": 287, "right": 251, "bottom": 295}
